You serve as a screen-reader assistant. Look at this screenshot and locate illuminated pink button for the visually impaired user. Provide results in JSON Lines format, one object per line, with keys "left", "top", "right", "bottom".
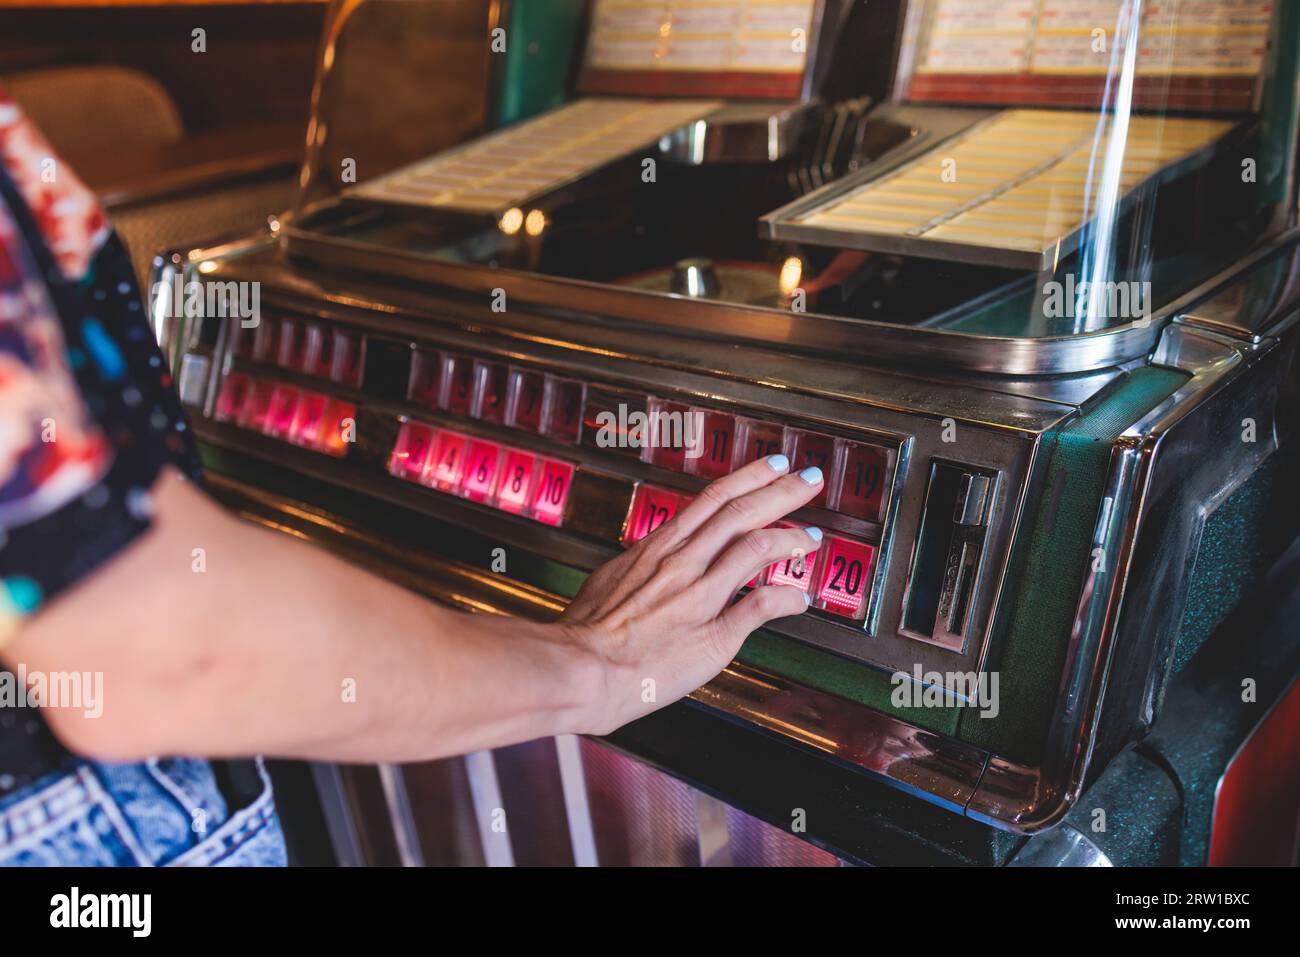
{"left": 263, "top": 385, "right": 301, "bottom": 440}
{"left": 817, "top": 537, "right": 876, "bottom": 620}
{"left": 506, "top": 368, "right": 545, "bottom": 432}
{"left": 834, "top": 441, "right": 891, "bottom": 522}
{"left": 317, "top": 400, "right": 357, "bottom": 458}
{"left": 408, "top": 349, "right": 442, "bottom": 407}
{"left": 442, "top": 354, "right": 475, "bottom": 415}
{"left": 647, "top": 398, "right": 690, "bottom": 471}
{"left": 236, "top": 379, "right": 272, "bottom": 430}
{"left": 736, "top": 418, "right": 785, "bottom": 468}
{"left": 624, "top": 484, "right": 680, "bottom": 545}
{"left": 531, "top": 459, "right": 574, "bottom": 526}
{"left": 388, "top": 422, "right": 437, "bottom": 481}
{"left": 460, "top": 439, "right": 502, "bottom": 502}
{"left": 494, "top": 448, "right": 537, "bottom": 514}
{"left": 765, "top": 523, "right": 819, "bottom": 594}
{"left": 686, "top": 409, "right": 735, "bottom": 479}
{"left": 426, "top": 430, "right": 469, "bottom": 491}
{"left": 543, "top": 377, "right": 584, "bottom": 443}
{"left": 290, "top": 391, "right": 330, "bottom": 448}
{"left": 473, "top": 361, "right": 510, "bottom": 425}
{"left": 789, "top": 430, "right": 834, "bottom": 506}
{"left": 214, "top": 373, "right": 250, "bottom": 422}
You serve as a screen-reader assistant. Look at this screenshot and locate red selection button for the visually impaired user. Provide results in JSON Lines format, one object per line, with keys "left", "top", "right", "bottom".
{"left": 494, "top": 448, "right": 537, "bottom": 514}
{"left": 330, "top": 330, "right": 365, "bottom": 388}
{"left": 408, "top": 349, "right": 442, "bottom": 407}
{"left": 624, "top": 484, "right": 680, "bottom": 545}
{"left": 686, "top": 409, "right": 735, "bottom": 479}
{"left": 263, "top": 385, "right": 301, "bottom": 440}
{"left": 531, "top": 459, "right": 574, "bottom": 526}
{"left": 460, "top": 439, "right": 502, "bottom": 502}
{"left": 251, "top": 319, "right": 279, "bottom": 363}
{"left": 236, "top": 378, "right": 272, "bottom": 430}
{"left": 426, "top": 430, "right": 469, "bottom": 491}
{"left": 317, "top": 400, "right": 357, "bottom": 458}
{"left": 647, "top": 398, "right": 690, "bottom": 471}
{"left": 388, "top": 421, "right": 437, "bottom": 481}
{"left": 834, "top": 441, "right": 891, "bottom": 522}
{"left": 290, "top": 391, "right": 330, "bottom": 448}
{"left": 789, "top": 430, "right": 834, "bottom": 506}
{"left": 543, "top": 377, "right": 584, "bottom": 443}
{"left": 474, "top": 361, "right": 510, "bottom": 425}
{"left": 816, "top": 536, "right": 876, "bottom": 621}
{"left": 214, "top": 373, "right": 250, "bottom": 423}
{"left": 442, "top": 354, "right": 475, "bottom": 415}
{"left": 736, "top": 417, "right": 785, "bottom": 468}
{"left": 506, "top": 368, "right": 546, "bottom": 433}
{"left": 765, "top": 522, "right": 819, "bottom": 594}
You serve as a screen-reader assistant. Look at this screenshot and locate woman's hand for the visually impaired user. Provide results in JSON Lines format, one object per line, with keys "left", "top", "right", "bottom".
{"left": 560, "top": 454, "right": 824, "bottom": 735}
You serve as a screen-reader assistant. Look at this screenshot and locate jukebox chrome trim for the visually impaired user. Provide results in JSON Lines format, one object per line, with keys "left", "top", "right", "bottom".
{"left": 168, "top": 226, "right": 1300, "bottom": 837}
{"left": 280, "top": 195, "right": 1300, "bottom": 377}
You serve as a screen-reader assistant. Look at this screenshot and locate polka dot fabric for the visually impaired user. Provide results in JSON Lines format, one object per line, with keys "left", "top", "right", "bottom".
{"left": 0, "top": 99, "right": 200, "bottom": 795}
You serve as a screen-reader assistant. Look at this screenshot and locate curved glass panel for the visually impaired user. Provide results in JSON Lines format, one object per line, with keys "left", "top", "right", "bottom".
{"left": 294, "top": 0, "right": 1299, "bottom": 342}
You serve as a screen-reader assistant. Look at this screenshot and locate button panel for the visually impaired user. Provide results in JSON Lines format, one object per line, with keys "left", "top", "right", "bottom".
{"left": 210, "top": 325, "right": 908, "bottom": 638}
{"left": 216, "top": 372, "right": 354, "bottom": 458}
{"left": 386, "top": 420, "right": 575, "bottom": 526}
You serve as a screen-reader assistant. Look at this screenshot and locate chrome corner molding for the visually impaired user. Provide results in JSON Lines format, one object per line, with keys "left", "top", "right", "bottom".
{"left": 969, "top": 313, "right": 1295, "bottom": 833}
{"left": 1008, "top": 824, "right": 1112, "bottom": 867}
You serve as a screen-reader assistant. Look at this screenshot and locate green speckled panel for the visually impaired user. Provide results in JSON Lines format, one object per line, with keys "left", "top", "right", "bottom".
{"left": 957, "top": 366, "right": 1188, "bottom": 764}
{"left": 1174, "top": 452, "right": 1295, "bottom": 674}
{"left": 737, "top": 632, "right": 961, "bottom": 736}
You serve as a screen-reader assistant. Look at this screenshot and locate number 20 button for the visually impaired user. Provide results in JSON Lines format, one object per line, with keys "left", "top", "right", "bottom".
{"left": 815, "top": 537, "right": 877, "bottom": 621}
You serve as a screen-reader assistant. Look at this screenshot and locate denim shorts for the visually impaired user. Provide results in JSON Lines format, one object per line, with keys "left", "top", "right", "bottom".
{"left": 0, "top": 757, "right": 287, "bottom": 866}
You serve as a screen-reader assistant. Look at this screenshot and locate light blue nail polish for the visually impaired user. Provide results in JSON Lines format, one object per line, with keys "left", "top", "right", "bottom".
{"left": 766, "top": 453, "right": 789, "bottom": 472}
{"left": 802, "top": 591, "right": 812, "bottom": 607}
{"left": 799, "top": 466, "right": 823, "bottom": 486}
{"left": 805, "top": 526, "right": 823, "bottom": 543}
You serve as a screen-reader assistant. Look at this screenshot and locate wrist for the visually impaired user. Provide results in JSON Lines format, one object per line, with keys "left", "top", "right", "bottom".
{"left": 545, "top": 621, "right": 616, "bottom": 736}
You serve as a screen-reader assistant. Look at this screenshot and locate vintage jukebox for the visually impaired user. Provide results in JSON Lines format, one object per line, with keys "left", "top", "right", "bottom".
{"left": 153, "top": 0, "right": 1300, "bottom": 866}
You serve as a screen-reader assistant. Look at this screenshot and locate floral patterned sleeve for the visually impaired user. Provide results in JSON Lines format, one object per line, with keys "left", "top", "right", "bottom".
{"left": 0, "top": 90, "right": 199, "bottom": 636}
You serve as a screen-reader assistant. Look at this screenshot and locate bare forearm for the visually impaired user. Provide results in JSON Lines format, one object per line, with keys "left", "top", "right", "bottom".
{"left": 5, "top": 470, "right": 600, "bottom": 762}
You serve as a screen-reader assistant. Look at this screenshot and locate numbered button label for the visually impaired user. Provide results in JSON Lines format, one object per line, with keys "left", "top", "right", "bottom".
{"left": 765, "top": 522, "right": 819, "bottom": 594}
{"left": 532, "top": 459, "right": 574, "bottom": 526}
{"left": 460, "top": 440, "right": 503, "bottom": 502}
{"left": 624, "top": 484, "right": 680, "bottom": 545}
{"left": 495, "top": 449, "right": 537, "bottom": 515}
{"left": 427, "top": 430, "right": 469, "bottom": 491}
{"left": 817, "top": 537, "right": 876, "bottom": 621}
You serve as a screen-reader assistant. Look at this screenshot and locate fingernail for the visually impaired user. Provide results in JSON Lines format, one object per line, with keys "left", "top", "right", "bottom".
{"left": 766, "top": 453, "right": 789, "bottom": 472}
{"left": 802, "top": 591, "right": 812, "bottom": 607}
{"left": 805, "top": 526, "right": 823, "bottom": 543}
{"left": 799, "top": 466, "right": 823, "bottom": 486}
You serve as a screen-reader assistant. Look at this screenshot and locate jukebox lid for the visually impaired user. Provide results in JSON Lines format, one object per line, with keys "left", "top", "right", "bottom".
{"left": 282, "top": 0, "right": 1300, "bottom": 364}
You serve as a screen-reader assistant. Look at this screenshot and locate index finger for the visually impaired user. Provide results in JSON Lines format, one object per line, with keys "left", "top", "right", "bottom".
{"left": 649, "top": 453, "right": 791, "bottom": 550}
